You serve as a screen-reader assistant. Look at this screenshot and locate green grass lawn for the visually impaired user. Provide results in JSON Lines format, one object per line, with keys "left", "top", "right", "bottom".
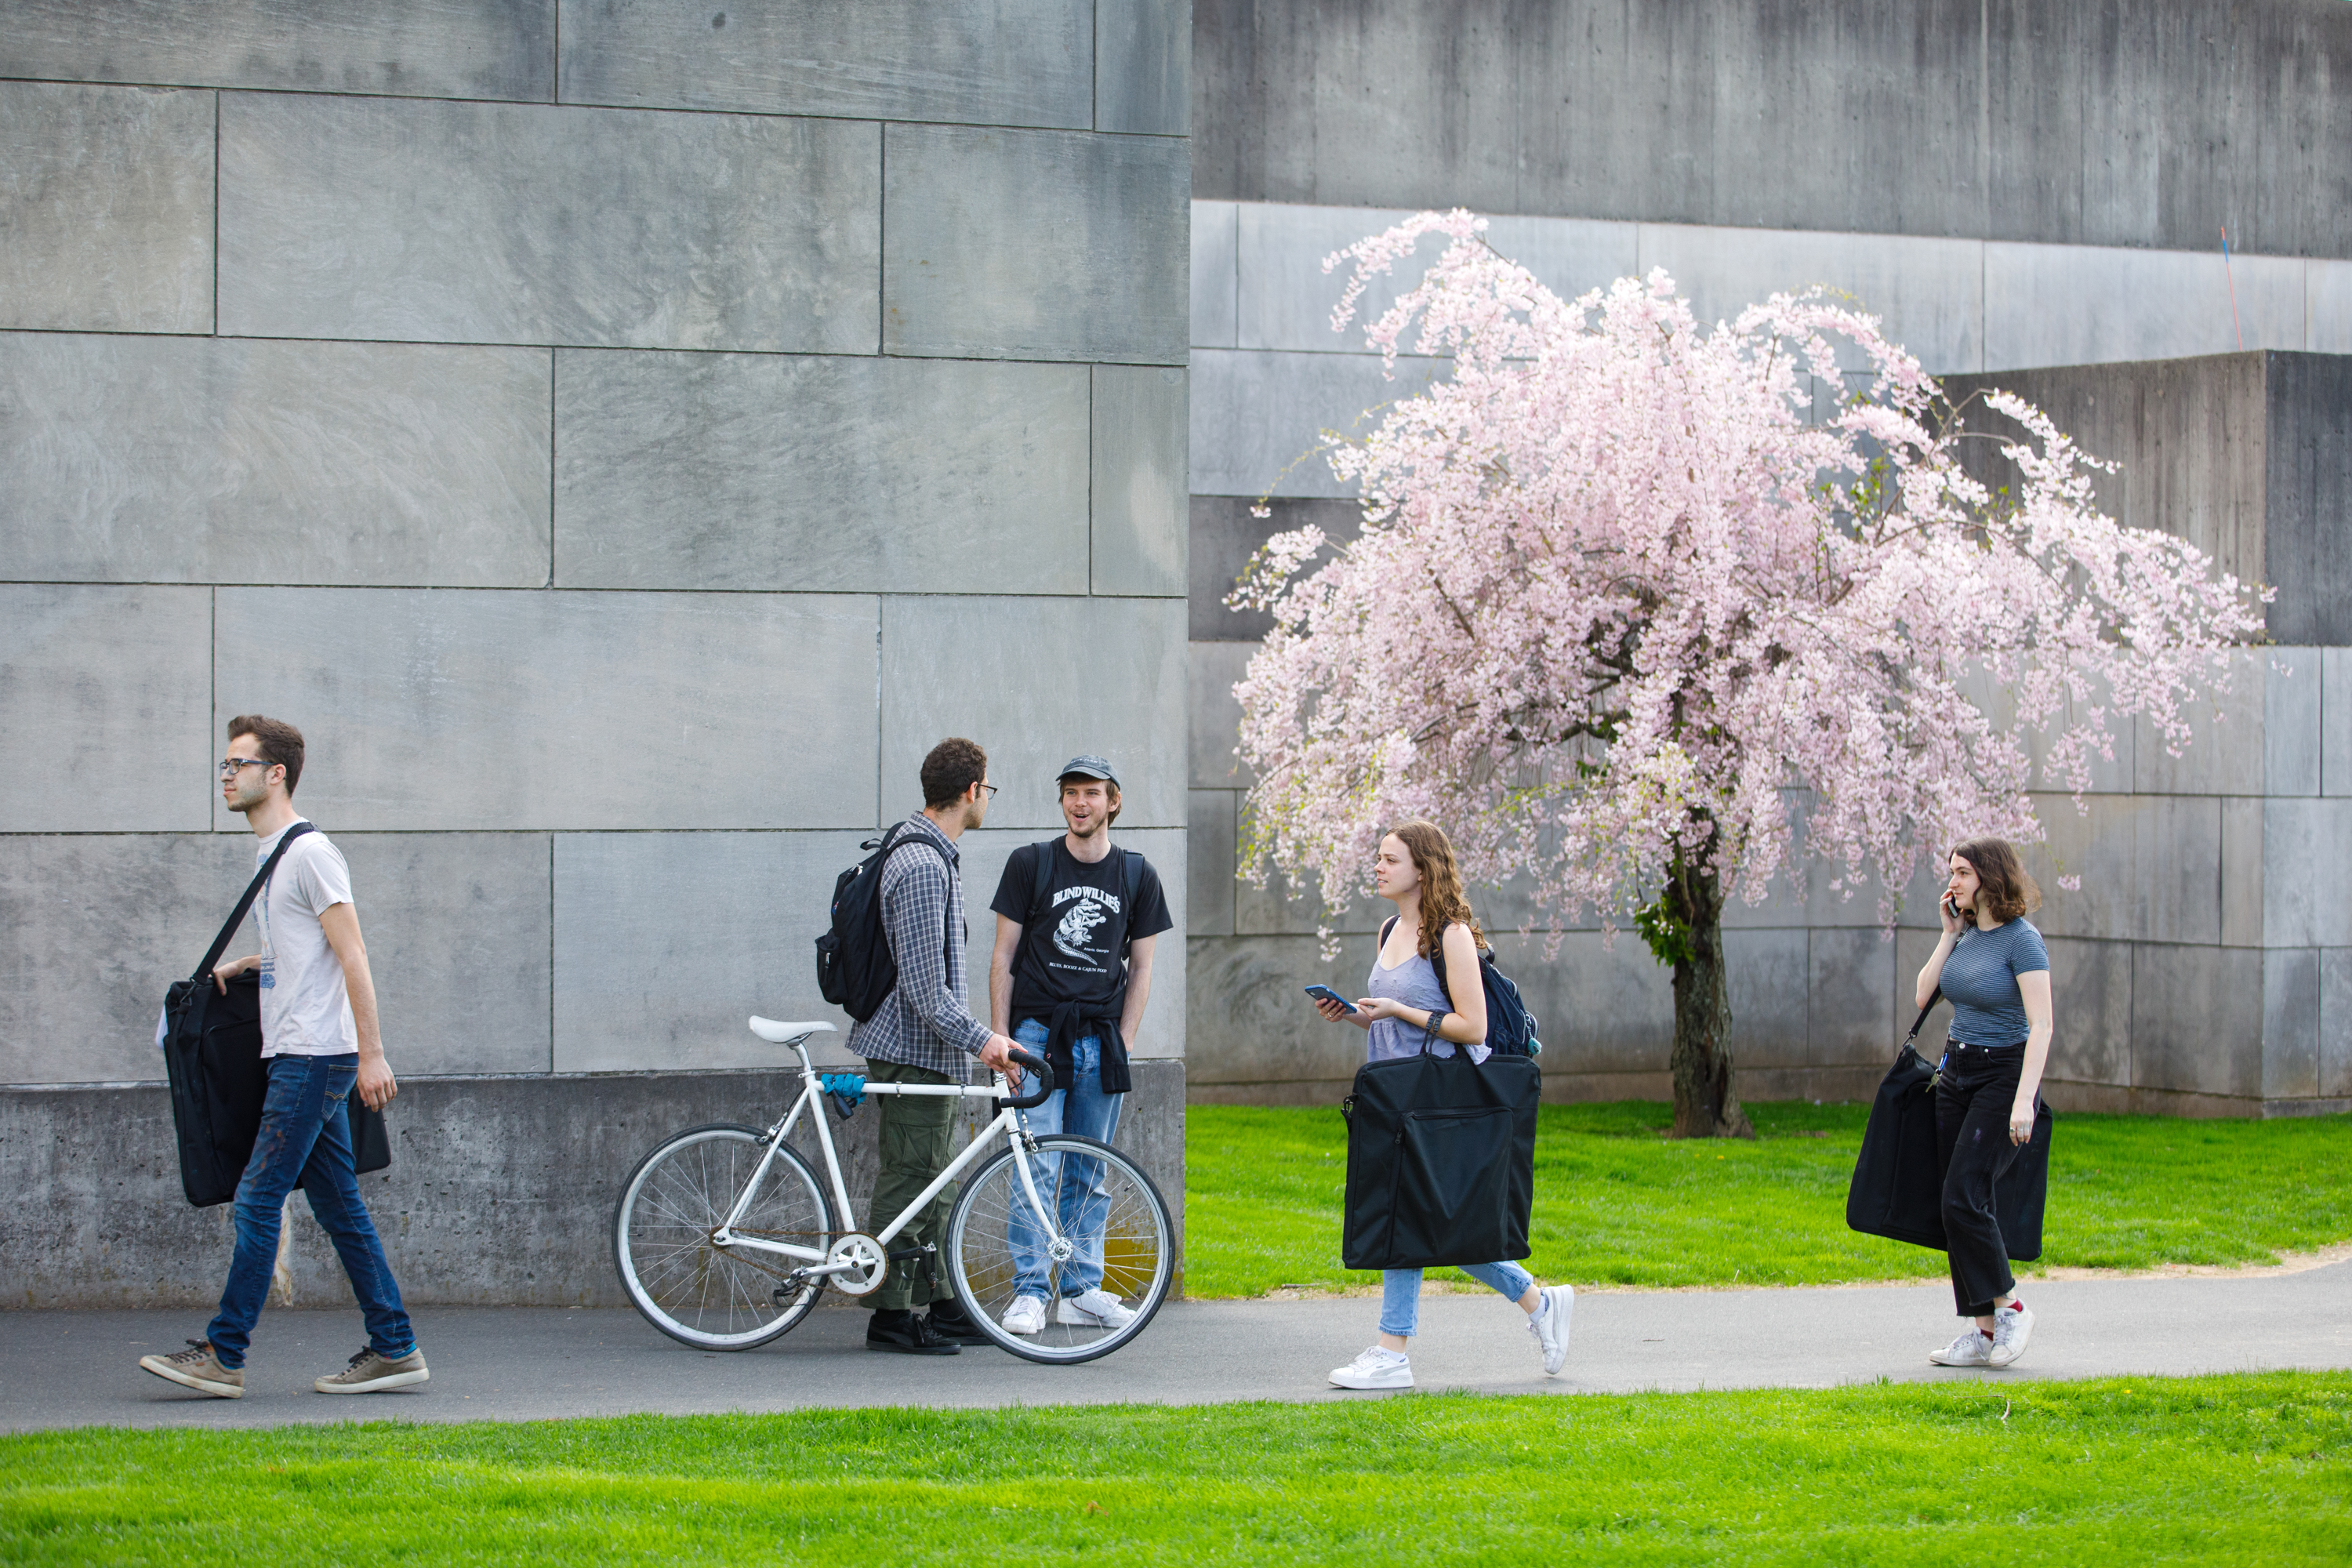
{"left": 1185, "top": 1102, "right": 2352, "bottom": 1298}
{"left": 3, "top": 1375, "right": 2344, "bottom": 1563}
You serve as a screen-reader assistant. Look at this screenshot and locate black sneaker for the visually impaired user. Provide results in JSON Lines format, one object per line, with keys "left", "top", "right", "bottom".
{"left": 926, "top": 1303, "right": 993, "bottom": 1346}
{"left": 866, "top": 1310, "right": 960, "bottom": 1356}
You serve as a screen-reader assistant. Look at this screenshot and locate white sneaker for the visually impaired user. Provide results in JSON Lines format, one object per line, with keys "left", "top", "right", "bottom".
{"left": 1929, "top": 1327, "right": 1994, "bottom": 1367}
{"left": 1529, "top": 1283, "right": 1575, "bottom": 1376}
{"left": 1056, "top": 1289, "right": 1136, "bottom": 1330}
{"left": 1329, "top": 1345, "right": 1414, "bottom": 1390}
{"left": 1001, "top": 1294, "right": 1047, "bottom": 1336}
{"left": 1988, "top": 1301, "right": 2034, "bottom": 1367}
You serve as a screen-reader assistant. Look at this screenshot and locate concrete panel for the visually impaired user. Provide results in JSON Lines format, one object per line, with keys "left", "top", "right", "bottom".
{"left": 2264, "top": 353, "right": 2352, "bottom": 647}
{"left": 1234, "top": 863, "right": 1378, "bottom": 939}
{"left": 2267, "top": 650, "right": 2322, "bottom": 797}
{"left": 1238, "top": 202, "right": 1636, "bottom": 355}
{"left": 0, "top": 83, "right": 212, "bottom": 334}
{"left": 1189, "top": 640, "right": 1254, "bottom": 789}
{"left": 2323, "top": 949, "right": 2352, "bottom": 1098}
{"left": 1189, "top": 789, "right": 1238, "bottom": 938}
{"left": 1489, "top": 931, "right": 1673, "bottom": 1077}
{"left": 214, "top": 589, "right": 880, "bottom": 832}
{"left": 1092, "top": 366, "right": 1190, "bottom": 597}
{"left": 2044, "top": 937, "right": 2130, "bottom": 1087}
{"left": 553, "top": 831, "right": 867, "bottom": 1075}
{"left": 1192, "top": 199, "right": 1239, "bottom": 349}
{"left": 0, "top": 333, "right": 551, "bottom": 587}
{"left": 557, "top": 0, "right": 1091, "bottom": 128}
{"left": 557, "top": 352, "right": 1088, "bottom": 594}
{"left": 220, "top": 94, "right": 878, "bottom": 354}
{"left": 332, "top": 833, "right": 552, "bottom": 1079}
{"left": 0, "top": 1062, "right": 1185, "bottom": 1306}
{"left": 2132, "top": 652, "right": 2269, "bottom": 797}
{"left": 0, "top": 1, "right": 554, "bottom": 101}
{"left": 2263, "top": 947, "right": 2321, "bottom": 1101}
{"left": 2328, "top": 650, "right": 2352, "bottom": 799}
{"left": 2030, "top": 793, "right": 2221, "bottom": 946}
{"left": 954, "top": 826, "right": 1187, "bottom": 1058}
{"left": 0, "top": 586, "right": 212, "bottom": 833}
{"left": 1893, "top": 927, "right": 1953, "bottom": 1058}
{"left": 1807, "top": 927, "right": 1893, "bottom": 1068}
{"left": 2221, "top": 797, "right": 2263, "bottom": 951}
{"left": 1189, "top": 348, "right": 1446, "bottom": 499}
{"left": 1189, "top": 495, "right": 1361, "bottom": 642}
{"left": 2263, "top": 798, "right": 2352, "bottom": 951}
{"left": 881, "top": 597, "right": 1186, "bottom": 832}
{"left": 883, "top": 125, "right": 1189, "bottom": 365}
{"left": 0, "top": 833, "right": 254, "bottom": 1086}
{"left": 1722, "top": 927, "right": 1806, "bottom": 1069}
{"left": 1184, "top": 931, "right": 1380, "bottom": 1090}
{"left": 2312, "top": 261, "right": 2352, "bottom": 354}
{"left": 1983, "top": 244, "right": 2305, "bottom": 370}
{"left": 1639, "top": 223, "right": 1983, "bottom": 374}
{"left": 2130, "top": 942, "right": 2262, "bottom": 1100}
{"left": 1098, "top": 0, "right": 1189, "bottom": 136}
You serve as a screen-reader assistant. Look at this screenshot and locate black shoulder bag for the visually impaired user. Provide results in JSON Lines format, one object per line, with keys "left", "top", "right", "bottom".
{"left": 1845, "top": 988, "right": 2051, "bottom": 1259}
{"left": 160, "top": 826, "right": 390, "bottom": 1207}
{"left": 1339, "top": 922, "right": 1541, "bottom": 1270}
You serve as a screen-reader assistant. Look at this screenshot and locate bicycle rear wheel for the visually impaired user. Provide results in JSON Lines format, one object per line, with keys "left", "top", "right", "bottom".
{"left": 612, "top": 1123, "right": 836, "bottom": 1350}
{"left": 945, "top": 1134, "right": 1174, "bottom": 1364}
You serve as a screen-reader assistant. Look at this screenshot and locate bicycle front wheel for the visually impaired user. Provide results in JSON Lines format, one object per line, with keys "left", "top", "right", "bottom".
{"left": 945, "top": 1134, "right": 1174, "bottom": 1364}
{"left": 613, "top": 1123, "right": 837, "bottom": 1350}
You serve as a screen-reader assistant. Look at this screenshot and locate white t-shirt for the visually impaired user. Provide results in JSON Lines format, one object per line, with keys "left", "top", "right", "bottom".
{"left": 252, "top": 820, "right": 359, "bottom": 1058}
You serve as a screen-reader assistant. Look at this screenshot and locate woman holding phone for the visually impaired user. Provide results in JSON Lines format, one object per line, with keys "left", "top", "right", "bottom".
{"left": 1912, "top": 837, "right": 2053, "bottom": 1369}
{"left": 1306, "top": 820, "right": 1575, "bottom": 1389}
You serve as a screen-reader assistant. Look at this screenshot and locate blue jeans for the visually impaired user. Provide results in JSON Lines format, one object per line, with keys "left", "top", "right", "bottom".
{"left": 1007, "top": 1018, "right": 1125, "bottom": 1299}
{"left": 205, "top": 1054, "right": 414, "bottom": 1370}
{"left": 1380, "top": 1260, "right": 1535, "bottom": 1339}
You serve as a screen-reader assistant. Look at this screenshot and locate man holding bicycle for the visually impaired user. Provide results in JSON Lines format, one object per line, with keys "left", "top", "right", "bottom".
{"left": 851, "top": 738, "right": 1025, "bottom": 1355}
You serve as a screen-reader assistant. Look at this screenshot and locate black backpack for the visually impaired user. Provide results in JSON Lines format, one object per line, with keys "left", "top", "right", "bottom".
{"left": 1379, "top": 916, "right": 1541, "bottom": 1057}
{"left": 815, "top": 822, "right": 946, "bottom": 1022}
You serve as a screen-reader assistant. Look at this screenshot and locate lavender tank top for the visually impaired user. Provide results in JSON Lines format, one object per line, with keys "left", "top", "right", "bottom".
{"left": 1365, "top": 943, "right": 1492, "bottom": 1065}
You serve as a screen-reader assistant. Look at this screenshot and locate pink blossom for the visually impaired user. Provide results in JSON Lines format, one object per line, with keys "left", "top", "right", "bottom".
{"left": 1236, "top": 212, "right": 2269, "bottom": 939}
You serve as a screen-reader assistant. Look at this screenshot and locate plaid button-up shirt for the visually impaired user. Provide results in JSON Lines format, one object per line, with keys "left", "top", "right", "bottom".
{"left": 845, "top": 812, "right": 991, "bottom": 1078}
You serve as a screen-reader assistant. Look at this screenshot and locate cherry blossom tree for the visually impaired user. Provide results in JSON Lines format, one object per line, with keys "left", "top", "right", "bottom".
{"left": 1231, "top": 211, "right": 2267, "bottom": 1138}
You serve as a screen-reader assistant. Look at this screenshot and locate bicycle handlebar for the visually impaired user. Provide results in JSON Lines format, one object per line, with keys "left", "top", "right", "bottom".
{"left": 999, "top": 1046, "right": 1055, "bottom": 1109}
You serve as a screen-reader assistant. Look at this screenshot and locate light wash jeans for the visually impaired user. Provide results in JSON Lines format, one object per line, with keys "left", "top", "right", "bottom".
{"left": 1380, "top": 1260, "right": 1535, "bottom": 1339}
{"left": 205, "top": 1053, "right": 414, "bottom": 1370}
{"left": 1007, "top": 1018, "right": 1124, "bottom": 1299}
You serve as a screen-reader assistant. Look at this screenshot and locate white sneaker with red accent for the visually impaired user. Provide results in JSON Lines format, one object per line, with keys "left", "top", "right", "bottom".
{"left": 1929, "top": 1328, "right": 1994, "bottom": 1367}
{"left": 1989, "top": 1301, "right": 2035, "bottom": 1367}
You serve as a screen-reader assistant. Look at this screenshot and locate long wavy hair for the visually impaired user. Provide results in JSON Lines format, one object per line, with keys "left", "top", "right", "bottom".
{"left": 1951, "top": 836, "right": 2042, "bottom": 924}
{"left": 1387, "top": 820, "right": 1486, "bottom": 960}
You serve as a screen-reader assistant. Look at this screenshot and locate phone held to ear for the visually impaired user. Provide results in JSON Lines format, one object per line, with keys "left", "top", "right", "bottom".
{"left": 1303, "top": 984, "right": 1359, "bottom": 1014}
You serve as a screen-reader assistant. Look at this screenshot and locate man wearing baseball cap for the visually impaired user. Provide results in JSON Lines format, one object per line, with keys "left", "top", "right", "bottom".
{"left": 985, "top": 755, "right": 1173, "bottom": 1335}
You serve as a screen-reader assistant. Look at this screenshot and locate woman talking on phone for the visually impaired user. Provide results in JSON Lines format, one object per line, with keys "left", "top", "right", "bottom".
{"left": 1305, "top": 820, "right": 1575, "bottom": 1390}
{"left": 1914, "top": 837, "right": 2053, "bottom": 1369}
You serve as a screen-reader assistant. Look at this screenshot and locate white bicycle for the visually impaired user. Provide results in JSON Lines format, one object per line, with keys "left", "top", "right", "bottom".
{"left": 612, "top": 1018, "right": 1175, "bottom": 1364}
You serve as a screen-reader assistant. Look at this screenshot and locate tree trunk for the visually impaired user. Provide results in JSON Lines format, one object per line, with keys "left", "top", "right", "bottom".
{"left": 1667, "top": 866, "right": 1755, "bottom": 1139}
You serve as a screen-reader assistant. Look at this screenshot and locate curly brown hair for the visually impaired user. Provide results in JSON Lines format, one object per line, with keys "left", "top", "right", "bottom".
{"left": 1386, "top": 820, "right": 1486, "bottom": 960}
{"left": 1951, "top": 836, "right": 2042, "bottom": 923}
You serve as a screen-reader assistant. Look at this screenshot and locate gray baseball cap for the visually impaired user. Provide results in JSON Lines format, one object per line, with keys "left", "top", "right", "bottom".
{"left": 1056, "top": 753, "right": 1119, "bottom": 786}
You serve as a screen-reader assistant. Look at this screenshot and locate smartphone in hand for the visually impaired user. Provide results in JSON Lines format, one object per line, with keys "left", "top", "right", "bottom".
{"left": 1303, "top": 984, "right": 1359, "bottom": 1014}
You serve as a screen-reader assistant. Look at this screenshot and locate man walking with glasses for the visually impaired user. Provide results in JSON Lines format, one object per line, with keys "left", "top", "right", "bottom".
{"left": 851, "top": 737, "right": 1026, "bottom": 1355}
{"left": 140, "top": 716, "right": 425, "bottom": 1399}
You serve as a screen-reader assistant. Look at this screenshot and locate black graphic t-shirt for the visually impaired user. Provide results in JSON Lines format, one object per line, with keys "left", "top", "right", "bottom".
{"left": 989, "top": 840, "right": 1174, "bottom": 1019}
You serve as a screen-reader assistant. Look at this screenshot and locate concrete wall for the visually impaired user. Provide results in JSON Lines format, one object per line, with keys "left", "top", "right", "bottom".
{"left": 0, "top": 2, "right": 1192, "bottom": 1306}
{"left": 1180, "top": 2, "right": 2352, "bottom": 1118}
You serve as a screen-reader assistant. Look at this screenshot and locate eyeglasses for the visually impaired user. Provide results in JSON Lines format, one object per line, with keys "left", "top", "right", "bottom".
{"left": 219, "top": 757, "right": 272, "bottom": 779}
{"left": 979, "top": 782, "right": 1000, "bottom": 798}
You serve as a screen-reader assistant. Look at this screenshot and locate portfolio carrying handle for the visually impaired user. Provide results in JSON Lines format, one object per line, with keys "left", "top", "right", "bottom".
{"left": 190, "top": 822, "right": 313, "bottom": 983}
{"left": 1901, "top": 987, "right": 1944, "bottom": 1055}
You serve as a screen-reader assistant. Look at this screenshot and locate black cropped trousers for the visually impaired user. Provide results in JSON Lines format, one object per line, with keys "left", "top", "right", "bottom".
{"left": 1933, "top": 1042, "right": 2027, "bottom": 1317}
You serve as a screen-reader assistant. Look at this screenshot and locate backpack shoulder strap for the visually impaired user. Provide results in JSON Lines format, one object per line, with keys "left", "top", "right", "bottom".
{"left": 1027, "top": 840, "right": 1058, "bottom": 924}
{"left": 194, "top": 822, "right": 314, "bottom": 982}
{"left": 1118, "top": 848, "right": 1148, "bottom": 957}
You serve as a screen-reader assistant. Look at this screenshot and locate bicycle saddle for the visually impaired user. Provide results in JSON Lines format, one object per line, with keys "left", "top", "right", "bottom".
{"left": 748, "top": 1018, "right": 838, "bottom": 1044}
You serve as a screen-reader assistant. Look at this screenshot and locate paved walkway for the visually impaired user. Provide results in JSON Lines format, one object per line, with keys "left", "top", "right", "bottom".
{"left": 4, "top": 1261, "right": 2345, "bottom": 1433}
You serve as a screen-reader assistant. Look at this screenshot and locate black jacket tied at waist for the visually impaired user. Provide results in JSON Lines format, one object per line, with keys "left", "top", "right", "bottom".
{"left": 1034, "top": 999, "right": 1131, "bottom": 1097}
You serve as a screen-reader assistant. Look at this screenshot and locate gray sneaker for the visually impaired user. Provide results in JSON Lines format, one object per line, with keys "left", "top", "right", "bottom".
{"left": 1928, "top": 1327, "right": 1994, "bottom": 1367}
{"left": 140, "top": 1338, "right": 244, "bottom": 1399}
{"left": 314, "top": 1345, "right": 430, "bottom": 1395}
